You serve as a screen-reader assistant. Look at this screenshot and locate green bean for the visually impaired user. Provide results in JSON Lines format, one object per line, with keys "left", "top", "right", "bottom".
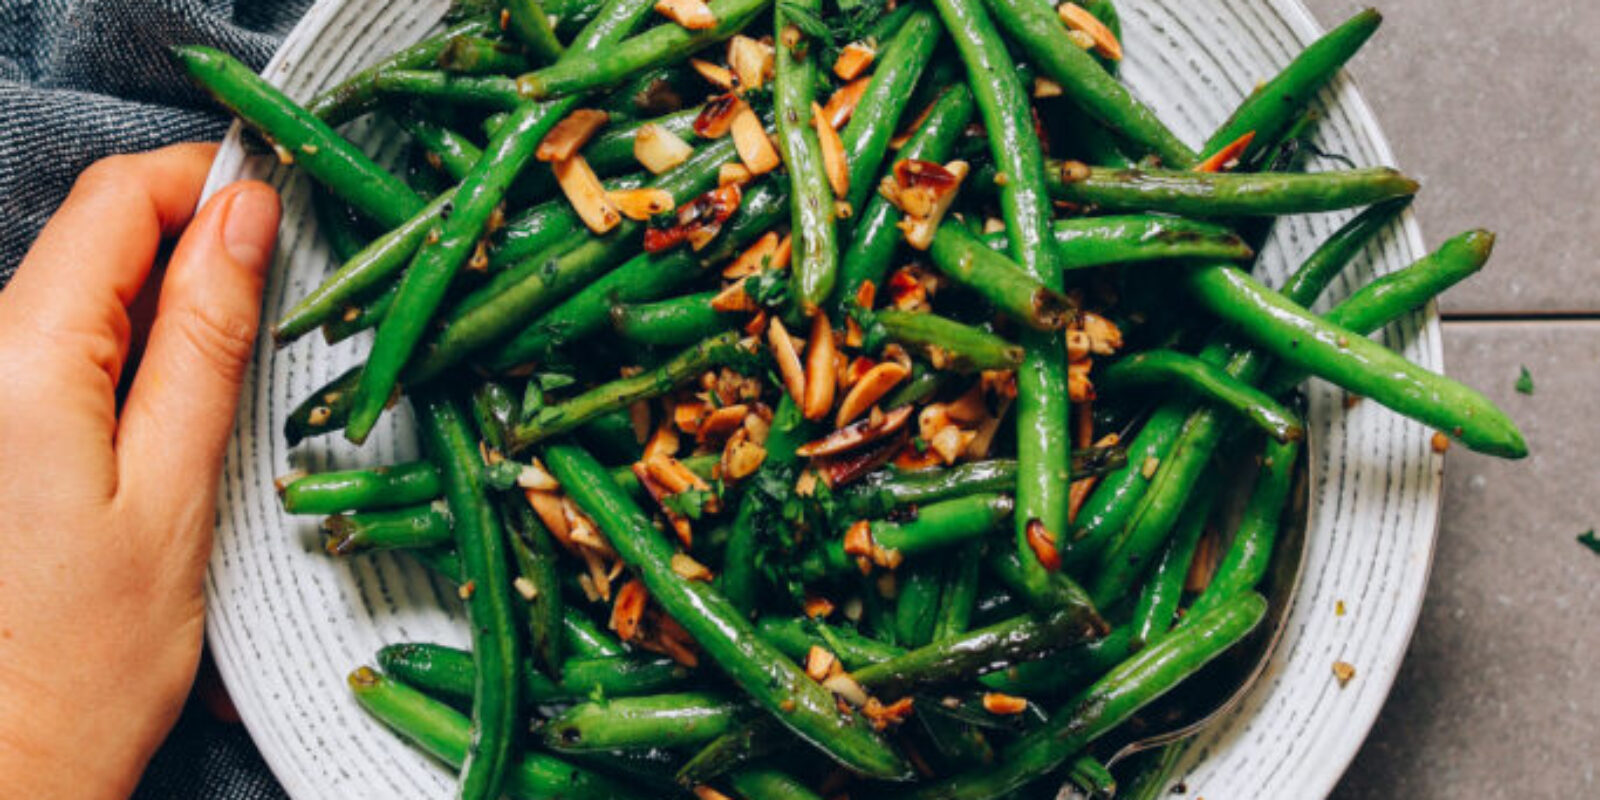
{"left": 932, "top": 0, "right": 1071, "bottom": 609}
{"left": 347, "top": 668, "right": 645, "bottom": 800}
{"left": 926, "top": 225, "right": 1073, "bottom": 330}
{"left": 399, "top": 115, "right": 482, "bottom": 180}
{"left": 1036, "top": 163, "right": 1419, "bottom": 217}
{"left": 563, "top": 610, "right": 626, "bottom": 658}
{"left": 611, "top": 453, "right": 720, "bottom": 499}
{"left": 488, "top": 173, "right": 646, "bottom": 270}
{"left": 1117, "top": 742, "right": 1188, "bottom": 800}
{"left": 723, "top": 395, "right": 812, "bottom": 614}
{"left": 543, "top": 443, "right": 910, "bottom": 779}
{"left": 974, "top": 626, "right": 1131, "bottom": 696}
{"left": 322, "top": 503, "right": 452, "bottom": 555}
{"left": 840, "top": 7, "right": 942, "bottom": 214}
{"left": 836, "top": 450, "right": 1125, "bottom": 522}
{"left": 374, "top": 70, "right": 523, "bottom": 110}
{"left": 284, "top": 366, "right": 361, "bottom": 445}
{"left": 798, "top": 494, "right": 1015, "bottom": 581}
{"left": 174, "top": 46, "right": 424, "bottom": 228}
{"left": 611, "top": 293, "right": 730, "bottom": 348}
{"left": 982, "top": 0, "right": 1195, "bottom": 167}
{"left": 931, "top": 542, "right": 982, "bottom": 641}
{"left": 1203, "top": 8, "right": 1382, "bottom": 163}
{"left": 753, "top": 617, "right": 904, "bottom": 671}
{"left": 346, "top": 0, "right": 658, "bottom": 442}
{"left": 500, "top": 0, "right": 565, "bottom": 63}
{"left": 575, "top": 407, "right": 645, "bottom": 463}
{"left": 727, "top": 766, "right": 824, "bottom": 800}
{"left": 1062, "top": 196, "right": 1410, "bottom": 569}
{"left": 279, "top": 461, "right": 442, "bottom": 514}
{"left": 508, "top": 331, "right": 746, "bottom": 452}
{"left": 1128, "top": 472, "right": 1219, "bottom": 651}
{"left": 897, "top": 593, "right": 1266, "bottom": 800}
{"left": 1185, "top": 439, "right": 1298, "bottom": 621}
{"left": 583, "top": 105, "right": 700, "bottom": 168}
{"left": 544, "top": 692, "right": 741, "bottom": 751}
{"left": 379, "top": 642, "right": 688, "bottom": 704}
{"left": 414, "top": 392, "right": 522, "bottom": 800}
{"left": 872, "top": 309, "right": 1023, "bottom": 373}
{"left": 835, "top": 85, "right": 974, "bottom": 313}
{"left": 1184, "top": 262, "right": 1525, "bottom": 457}
{"left": 311, "top": 187, "right": 369, "bottom": 261}
{"left": 308, "top": 18, "right": 497, "bottom": 123}
{"left": 775, "top": 0, "right": 839, "bottom": 315}
{"left": 981, "top": 215, "right": 1254, "bottom": 271}
{"left": 894, "top": 562, "right": 946, "bottom": 648}
{"left": 514, "top": 0, "right": 771, "bottom": 100}
{"left": 982, "top": 547, "right": 1103, "bottom": 633}
{"left": 853, "top": 609, "right": 1103, "bottom": 699}
{"left": 439, "top": 34, "right": 536, "bottom": 74}
{"left": 1097, "top": 350, "right": 1304, "bottom": 443}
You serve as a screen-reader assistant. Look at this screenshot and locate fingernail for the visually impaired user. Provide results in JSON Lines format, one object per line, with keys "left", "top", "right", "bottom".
{"left": 221, "top": 184, "right": 280, "bottom": 269}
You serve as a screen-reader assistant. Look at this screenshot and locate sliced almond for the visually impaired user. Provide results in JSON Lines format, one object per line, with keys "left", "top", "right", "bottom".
{"left": 1065, "top": 329, "right": 1092, "bottom": 362}
{"left": 768, "top": 317, "right": 807, "bottom": 407}
{"left": 832, "top": 41, "right": 876, "bottom": 81}
{"left": 721, "top": 430, "right": 767, "bottom": 480}
{"left": 723, "top": 231, "right": 782, "bottom": 278}
{"left": 610, "top": 579, "right": 649, "bottom": 640}
{"left": 710, "top": 278, "right": 757, "bottom": 312}
{"left": 835, "top": 362, "right": 908, "bottom": 427}
{"left": 893, "top": 159, "right": 969, "bottom": 251}
{"left": 1025, "top": 518, "right": 1062, "bottom": 571}
{"left": 552, "top": 155, "right": 622, "bottom": 234}
{"left": 843, "top": 519, "right": 875, "bottom": 559}
{"left": 727, "top": 35, "right": 774, "bottom": 90}
{"left": 1082, "top": 312, "right": 1123, "bottom": 355}
{"left": 536, "top": 109, "right": 608, "bottom": 162}
{"left": 1032, "top": 76, "right": 1064, "bottom": 98}
{"left": 802, "top": 313, "right": 837, "bottom": 421}
{"left": 655, "top": 0, "right": 717, "bottom": 30}
{"left": 805, "top": 646, "right": 840, "bottom": 681}
{"left": 965, "top": 395, "right": 1012, "bottom": 459}
{"left": 797, "top": 405, "right": 913, "bottom": 458}
{"left": 644, "top": 421, "right": 681, "bottom": 461}
{"left": 631, "top": 462, "right": 694, "bottom": 546}
{"left": 886, "top": 265, "right": 929, "bottom": 312}
{"left": 823, "top": 673, "right": 870, "bottom": 707}
{"left": 1057, "top": 2, "right": 1122, "bottom": 61}
{"left": 525, "top": 489, "right": 571, "bottom": 544}
{"left": 822, "top": 76, "right": 871, "bottom": 129}
{"left": 671, "top": 552, "right": 715, "bottom": 582}
{"left": 812, "top": 101, "right": 850, "bottom": 199}
{"left": 608, "top": 187, "right": 675, "bottom": 220}
{"left": 645, "top": 453, "right": 712, "bottom": 495}
{"left": 673, "top": 400, "right": 711, "bottom": 434}
{"left": 945, "top": 383, "right": 987, "bottom": 424}
{"left": 982, "top": 692, "right": 1029, "bottom": 715}
{"left": 731, "top": 104, "right": 780, "bottom": 174}
{"left": 694, "top": 93, "right": 743, "bottom": 139}
{"left": 803, "top": 595, "right": 835, "bottom": 619}
{"left": 634, "top": 122, "right": 695, "bottom": 174}
{"left": 690, "top": 58, "right": 736, "bottom": 91}
{"left": 928, "top": 424, "right": 969, "bottom": 465}
{"left": 718, "top": 161, "right": 753, "bottom": 187}
{"left": 1068, "top": 359, "right": 1094, "bottom": 403}
{"left": 515, "top": 460, "right": 560, "bottom": 491}
{"left": 696, "top": 403, "right": 748, "bottom": 442}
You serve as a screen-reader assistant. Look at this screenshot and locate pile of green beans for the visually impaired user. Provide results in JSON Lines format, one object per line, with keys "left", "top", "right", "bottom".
{"left": 221, "top": 0, "right": 1527, "bottom": 795}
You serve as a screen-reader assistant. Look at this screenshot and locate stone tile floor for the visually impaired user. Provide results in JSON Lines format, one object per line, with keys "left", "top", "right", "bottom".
{"left": 1300, "top": 1, "right": 1599, "bottom": 797}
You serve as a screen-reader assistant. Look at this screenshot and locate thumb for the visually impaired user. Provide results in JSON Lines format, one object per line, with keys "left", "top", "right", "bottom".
{"left": 116, "top": 181, "right": 279, "bottom": 527}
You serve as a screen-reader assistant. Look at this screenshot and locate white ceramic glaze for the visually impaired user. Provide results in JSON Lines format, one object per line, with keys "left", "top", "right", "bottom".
{"left": 200, "top": 1, "right": 1443, "bottom": 796}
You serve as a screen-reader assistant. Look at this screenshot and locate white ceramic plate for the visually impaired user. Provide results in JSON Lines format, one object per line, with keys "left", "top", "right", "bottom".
{"left": 201, "top": 1, "right": 1444, "bottom": 796}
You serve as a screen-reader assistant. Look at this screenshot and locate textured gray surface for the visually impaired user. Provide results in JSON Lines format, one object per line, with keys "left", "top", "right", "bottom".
{"left": 1305, "top": 1, "right": 1600, "bottom": 795}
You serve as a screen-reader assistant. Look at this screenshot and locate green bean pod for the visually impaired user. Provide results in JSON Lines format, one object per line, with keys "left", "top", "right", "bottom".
{"left": 611, "top": 293, "right": 730, "bottom": 348}
{"left": 1128, "top": 472, "right": 1219, "bottom": 650}
{"left": 1184, "top": 262, "right": 1525, "bottom": 457}
{"left": 840, "top": 7, "right": 942, "bottom": 213}
{"left": 438, "top": 35, "right": 535, "bottom": 75}
{"left": 982, "top": 547, "right": 1103, "bottom": 633}
{"left": 378, "top": 642, "right": 688, "bottom": 704}
{"left": 872, "top": 309, "right": 1024, "bottom": 373}
{"left": 283, "top": 366, "right": 361, "bottom": 445}
{"left": 926, "top": 225, "right": 1073, "bottom": 330}
{"left": 798, "top": 494, "right": 1015, "bottom": 581}
{"left": 399, "top": 115, "right": 483, "bottom": 180}
{"left": 1185, "top": 439, "right": 1298, "bottom": 621}
{"left": 1039, "top": 163, "right": 1419, "bottom": 217}
{"left": 1202, "top": 8, "right": 1382, "bottom": 163}
{"left": 852, "top": 608, "right": 1103, "bottom": 699}
{"left": 279, "top": 461, "right": 442, "bottom": 514}
{"left": 543, "top": 692, "right": 741, "bottom": 752}
{"left": 723, "top": 395, "right": 813, "bottom": 614}
{"left": 894, "top": 562, "right": 946, "bottom": 648}
{"left": 500, "top": 0, "right": 566, "bottom": 62}
{"left": 1097, "top": 350, "right": 1303, "bottom": 443}
{"left": 727, "top": 767, "right": 824, "bottom": 800}
{"left": 775, "top": 0, "right": 839, "bottom": 314}
{"left": 514, "top": 0, "right": 771, "bottom": 100}
{"left": 931, "top": 542, "right": 983, "bottom": 641}
{"left": 414, "top": 392, "right": 522, "bottom": 800}
{"left": 508, "top": 331, "right": 746, "bottom": 452}
{"left": 347, "top": 668, "right": 645, "bottom": 800}
{"left": 981, "top": 215, "right": 1254, "bottom": 271}
{"left": 322, "top": 503, "right": 452, "bottom": 555}
{"left": 898, "top": 593, "right": 1267, "bottom": 800}
{"left": 308, "top": 18, "right": 496, "bottom": 124}
{"left": 374, "top": 70, "right": 524, "bottom": 110}
{"left": 543, "top": 442, "right": 911, "bottom": 779}
{"left": 753, "top": 617, "right": 904, "bottom": 672}
{"left": 982, "top": 0, "right": 1196, "bottom": 167}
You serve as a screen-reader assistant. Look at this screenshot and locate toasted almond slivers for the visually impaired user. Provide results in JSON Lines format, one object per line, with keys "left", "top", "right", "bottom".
{"left": 553, "top": 155, "right": 622, "bottom": 234}
{"left": 802, "top": 313, "right": 838, "bottom": 421}
{"left": 823, "top": 673, "right": 869, "bottom": 707}
{"left": 694, "top": 93, "right": 743, "bottom": 139}
{"left": 727, "top": 35, "right": 774, "bottom": 90}
{"left": 690, "top": 58, "right": 736, "bottom": 90}
{"left": 515, "top": 460, "right": 560, "bottom": 491}
{"left": 982, "top": 692, "right": 1029, "bottom": 715}
{"left": 835, "top": 362, "right": 909, "bottom": 427}
{"left": 525, "top": 489, "right": 571, "bottom": 543}
{"left": 1068, "top": 359, "right": 1094, "bottom": 403}
{"left": 1025, "top": 519, "right": 1062, "bottom": 571}
{"left": 731, "top": 105, "right": 781, "bottom": 175}
{"left": 673, "top": 400, "right": 710, "bottom": 434}
{"left": 1033, "top": 76, "right": 1064, "bottom": 98}
{"left": 610, "top": 579, "right": 649, "bottom": 640}
{"left": 722, "top": 434, "right": 767, "bottom": 480}
{"left": 671, "top": 552, "right": 715, "bottom": 582}
{"left": 710, "top": 278, "right": 758, "bottom": 312}
{"left": 536, "top": 109, "right": 608, "bottom": 162}
{"left": 645, "top": 454, "right": 711, "bottom": 495}
{"left": 797, "top": 405, "right": 914, "bottom": 458}
{"left": 833, "top": 41, "right": 876, "bottom": 80}
{"left": 724, "top": 231, "right": 782, "bottom": 278}
{"left": 634, "top": 122, "right": 695, "bottom": 174}
{"left": 1057, "top": 2, "right": 1123, "bottom": 61}
{"left": 1195, "top": 130, "right": 1256, "bottom": 174}
{"left": 768, "top": 317, "right": 807, "bottom": 407}
{"left": 718, "top": 161, "right": 753, "bottom": 187}
{"left": 896, "top": 160, "right": 969, "bottom": 250}
{"left": 929, "top": 424, "right": 967, "bottom": 465}
{"left": 805, "top": 645, "right": 840, "bottom": 681}
{"left": 1082, "top": 312, "right": 1123, "bottom": 355}
{"left": 822, "top": 76, "right": 871, "bottom": 130}
{"left": 697, "top": 403, "right": 749, "bottom": 442}
{"left": 843, "top": 519, "right": 875, "bottom": 558}
{"left": 608, "top": 187, "right": 675, "bottom": 221}
{"left": 804, "top": 595, "right": 835, "bottom": 619}
{"left": 655, "top": 0, "right": 717, "bottom": 30}
{"left": 694, "top": 786, "right": 736, "bottom": 800}
{"left": 812, "top": 102, "right": 850, "bottom": 199}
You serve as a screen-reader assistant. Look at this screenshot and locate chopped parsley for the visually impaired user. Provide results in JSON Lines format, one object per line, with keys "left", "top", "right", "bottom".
{"left": 1515, "top": 366, "right": 1535, "bottom": 395}
{"left": 1578, "top": 530, "right": 1600, "bottom": 555}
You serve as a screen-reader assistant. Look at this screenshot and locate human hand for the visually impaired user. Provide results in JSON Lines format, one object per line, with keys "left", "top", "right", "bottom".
{"left": 0, "top": 143, "right": 279, "bottom": 799}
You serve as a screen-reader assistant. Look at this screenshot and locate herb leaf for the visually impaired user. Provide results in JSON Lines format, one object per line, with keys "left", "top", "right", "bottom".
{"left": 1515, "top": 366, "right": 1535, "bottom": 395}
{"left": 1579, "top": 530, "right": 1600, "bottom": 555}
